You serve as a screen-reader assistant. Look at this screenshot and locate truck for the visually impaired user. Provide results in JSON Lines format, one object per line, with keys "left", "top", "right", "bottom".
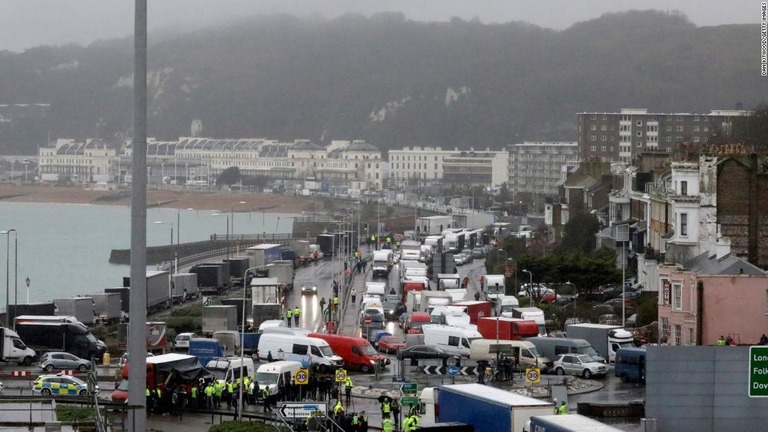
{"left": 251, "top": 277, "right": 282, "bottom": 330}
{"left": 400, "top": 240, "right": 422, "bottom": 261}
{"left": 202, "top": 305, "right": 237, "bottom": 336}
{"left": 527, "top": 414, "right": 625, "bottom": 432}
{"left": 0, "top": 327, "right": 37, "bottom": 365}
{"left": 220, "top": 297, "right": 249, "bottom": 327}
{"left": 53, "top": 297, "right": 96, "bottom": 325}
{"left": 443, "top": 230, "right": 465, "bottom": 253}
{"left": 400, "top": 260, "right": 428, "bottom": 280}
{"left": 224, "top": 256, "right": 251, "bottom": 284}
{"left": 191, "top": 263, "right": 229, "bottom": 296}
{"left": 123, "top": 270, "right": 171, "bottom": 314}
{"left": 416, "top": 215, "right": 453, "bottom": 236}
{"left": 316, "top": 234, "right": 335, "bottom": 257}
{"left": 267, "top": 260, "right": 295, "bottom": 292}
{"left": 565, "top": 323, "right": 635, "bottom": 363}
{"left": 15, "top": 320, "right": 107, "bottom": 361}
{"left": 172, "top": 272, "right": 199, "bottom": 300}
{"left": 7, "top": 302, "right": 56, "bottom": 323}
{"left": 115, "top": 321, "right": 169, "bottom": 352}
{"left": 372, "top": 250, "right": 393, "bottom": 278}
{"left": 437, "top": 273, "right": 461, "bottom": 290}
{"left": 111, "top": 353, "right": 209, "bottom": 403}
{"left": 212, "top": 330, "right": 241, "bottom": 356}
{"left": 246, "top": 244, "right": 284, "bottom": 268}
{"left": 402, "top": 281, "right": 427, "bottom": 306}
{"left": 485, "top": 274, "right": 506, "bottom": 303}
{"left": 188, "top": 338, "right": 225, "bottom": 366}
{"left": 510, "top": 307, "right": 547, "bottom": 337}
{"left": 419, "top": 291, "right": 453, "bottom": 313}
{"left": 453, "top": 301, "right": 492, "bottom": 324}
{"left": 477, "top": 317, "right": 540, "bottom": 340}
{"left": 435, "top": 383, "right": 554, "bottom": 432}
{"left": 90, "top": 292, "right": 122, "bottom": 324}
{"left": 104, "top": 287, "right": 130, "bottom": 320}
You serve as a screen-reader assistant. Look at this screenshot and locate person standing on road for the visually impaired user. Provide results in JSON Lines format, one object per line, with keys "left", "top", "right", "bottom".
{"left": 391, "top": 398, "right": 401, "bottom": 428}
{"left": 358, "top": 410, "right": 369, "bottom": 432}
{"left": 294, "top": 306, "right": 301, "bottom": 326}
{"left": 286, "top": 308, "right": 293, "bottom": 327}
{"left": 382, "top": 414, "right": 394, "bottom": 432}
{"left": 380, "top": 398, "right": 391, "bottom": 418}
{"left": 350, "top": 288, "right": 357, "bottom": 304}
{"left": 344, "top": 376, "right": 354, "bottom": 405}
{"left": 320, "top": 297, "right": 326, "bottom": 311}
{"left": 558, "top": 401, "right": 568, "bottom": 415}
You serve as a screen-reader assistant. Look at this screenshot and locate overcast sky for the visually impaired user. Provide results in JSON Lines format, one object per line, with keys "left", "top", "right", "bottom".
{"left": 2, "top": 0, "right": 758, "bottom": 53}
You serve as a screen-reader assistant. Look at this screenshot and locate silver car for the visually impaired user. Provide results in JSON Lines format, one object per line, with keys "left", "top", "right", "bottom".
{"left": 39, "top": 352, "right": 91, "bottom": 372}
{"left": 552, "top": 354, "right": 607, "bottom": 379}
{"left": 174, "top": 332, "right": 197, "bottom": 350}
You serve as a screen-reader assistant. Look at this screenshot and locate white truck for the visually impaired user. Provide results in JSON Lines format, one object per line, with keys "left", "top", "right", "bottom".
{"left": 565, "top": 323, "right": 635, "bottom": 363}
{"left": 202, "top": 305, "right": 238, "bottom": 336}
{"left": 510, "top": 307, "right": 547, "bottom": 336}
{"left": 372, "top": 250, "right": 393, "bottom": 278}
{"left": 0, "top": 327, "right": 37, "bottom": 365}
{"left": 485, "top": 274, "right": 506, "bottom": 303}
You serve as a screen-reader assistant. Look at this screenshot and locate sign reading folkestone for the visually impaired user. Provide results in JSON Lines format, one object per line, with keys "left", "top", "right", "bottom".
{"left": 749, "top": 346, "right": 768, "bottom": 397}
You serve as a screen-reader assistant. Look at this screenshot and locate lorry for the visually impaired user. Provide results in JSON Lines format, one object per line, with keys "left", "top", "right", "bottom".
{"left": 123, "top": 270, "right": 171, "bottom": 314}
{"left": 499, "top": 296, "right": 520, "bottom": 317}
{"left": 400, "top": 240, "right": 422, "bottom": 261}
{"left": 477, "top": 317, "right": 540, "bottom": 340}
{"left": 188, "top": 338, "right": 225, "bottom": 366}
{"left": 203, "top": 305, "right": 238, "bottom": 336}
{"left": 110, "top": 353, "right": 209, "bottom": 403}
{"left": 372, "top": 250, "right": 393, "bottom": 277}
{"left": 402, "top": 279, "right": 427, "bottom": 304}
{"left": 433, "top": 383, "right": 555, "bottom": 432}
{"left": 224, "top": 256, "right": 251, "bottom": 285}
{"left": 90, "top": 292, "right": 122, "bottom": 324}
{"left": 437, "top": 273, "right": 461, "bottom": 290}
{"left": 7, "top": 302, "right": 56, "bottom": 323}
{"left": 251, "top": 277, "right": 282, "bottom": 330}
{"left": 510, "top": 307, "right": 547, "bottom": 337}
{"left": 172, "top": 272, "right": 199, "bottom": 300}
{"left": 220, "top": 297, "right": 249, "bottom": 327}
{"left": 484, "top": 274, "right": 507, "bottom": 303}
{"left": 400, "top": 260, "right": 428, "bottom": 280}
{"left": 418, "top": 291, "right": 453, "bottom": 313}
{"left": 416, "top": 216, "right": 453, "bottom": 237}
{"left": 246, "top": 244, "right": 284, "bottom": 268}
{"left": 453, "top": 301, "right": 492, "bottom": 325}
{"left": 443, "top": 230, "right": 465, "bottom": 253}
{"left": 526, "top": 414, "right": 625, "bottom": 432}
{"left": 15, "top": 320, "right": 107, "bottom": 361}
{"left": 53, "top": 297, "right": 97, "bottom": 325}
{"left": 0, "top": 327, "right": 37, "bottom": 365}
{"left": 267, "top": 260, "right": 295, "bottom": 292}
{"left": 191, "top": 263, "right": 229, "bottom": 296}
{"left": 104, "top": 287, "right": 130, "bottom": 320}
{"left": 212, "top": 330, "right": 241, "bottom": 356}
{"left": 316, "top": 234, "right": 335, "bottom": 257}
{"left": 565, "top": 323, "right": 635, "bottom": 363}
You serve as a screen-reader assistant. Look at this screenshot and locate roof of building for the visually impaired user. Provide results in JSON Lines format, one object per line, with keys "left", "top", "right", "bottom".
{"left": 344, "top": 141, "right": 380, "bottom": 152}
{"left": 291, "top": 140, "right": 325, "bottom": 151}
{"left": 562, "top": 172, "right": 599, "bottom": 189}
{"left": 685, "top": 252, "right": 766, "bottom": 276}
{"left": 52, "top": 139, "right": 116, "bottom": 155}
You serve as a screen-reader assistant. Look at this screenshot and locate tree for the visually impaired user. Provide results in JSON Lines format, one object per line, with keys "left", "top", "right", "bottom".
{"left": 216, "top": 166, "right": 241, "bottom": 187}
{"left": 558, "top": 213, "right": 600, "bottom": 253}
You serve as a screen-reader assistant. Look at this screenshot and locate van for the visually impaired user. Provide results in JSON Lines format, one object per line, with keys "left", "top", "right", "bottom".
{"left": 469, "top": 339, "right": 550, "bottom": 370}
{"left": 206, "top": 357, "right": 255, "bottom": 385}
{"left": 365, "top": 281, "right": 386, "bottom": 298}
{"left": 255, "top": 360, "right": 303, "bottom": 395}
{"left": 308, "top": 333, "right": 389, "bottom": 372}
{"left": 614, "top": 347, "right": 646, "bottom": 383}
{"left": 422, "top": 325, "right": 483, "bottom": 357}
{"left": 257, "top": 333, "right": 344, "bottom": 372}
{"left": 525, "top": 337, "right": 606, "bottom": 365}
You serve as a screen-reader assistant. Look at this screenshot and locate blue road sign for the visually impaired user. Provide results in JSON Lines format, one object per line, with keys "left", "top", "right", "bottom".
{"left": 447, "top": 365, "right": 459, "bottom": 376}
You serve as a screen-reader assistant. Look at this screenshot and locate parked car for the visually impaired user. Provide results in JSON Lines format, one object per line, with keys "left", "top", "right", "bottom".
{"left": 301, "top": 284, "right": 318, "bottom": 295}
{"left": 377, "top": 335, "right": 407, "bottom": 354}
{"left": 32, "top": 374, "right": 97, "bottom": 396}
{"left": 39, "top": 352, "right": 91, "bottom": 372}
{"left": 396, "top": 345, "right": 454, "bottom": 361}
{"left": 174, "top": 332, "right": 197, "bottom": 350}
{"left": 552, "top": 354, "right": 608, "bottom": 379}
{"left": 461, "top": 251, "right": 474, "bottom": 264}
{"left": 471, "top": 247, "right": 486, "bottom": 259}
{"left": 453, "top": 254, "right": 466, "bottom": 266}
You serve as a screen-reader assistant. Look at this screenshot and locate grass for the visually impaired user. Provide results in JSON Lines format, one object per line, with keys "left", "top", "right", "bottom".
{"left": 210, "top": 420, "right": 290, "bottom": 432}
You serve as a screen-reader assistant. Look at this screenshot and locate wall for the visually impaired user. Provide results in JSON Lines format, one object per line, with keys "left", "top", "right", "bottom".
{"left": 701, "top": 275, "right": 768, "bottom": 345}
{"left": 646, "top": 346, "right": 768, "bottom": 432}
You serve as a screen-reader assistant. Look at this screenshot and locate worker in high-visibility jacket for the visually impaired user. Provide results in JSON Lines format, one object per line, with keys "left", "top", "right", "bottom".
{"left": 286, "top": 308, "right": 293, "bottom": 327}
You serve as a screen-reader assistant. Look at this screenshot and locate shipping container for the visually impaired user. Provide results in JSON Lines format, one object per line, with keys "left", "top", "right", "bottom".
{"left": 90, "top": 292, "right": 122, "bottom": 323}
{"left": 53, "top": 297, "right": 96, "bottom": 325}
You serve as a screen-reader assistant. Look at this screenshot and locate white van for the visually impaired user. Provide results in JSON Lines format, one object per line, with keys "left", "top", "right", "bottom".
{"left": 365, "top": 281, "right": 386, "bottom": 298}
{"left": 258, "top": 319, "right": 285, "bottom": 332}
{"left": 257, "top": 333, "right": 344, "bottom": 372}
{"left": 254, "top": 360, "right": 303, "bottom": 396}
{"left": 469, "top": 339, "right": 550, "bottom": 371}
{"left": 421, "top": 324, "right": 482, "bottom": 357}
{"left": 205, "top": 357, "right": 255, "bottom": 385}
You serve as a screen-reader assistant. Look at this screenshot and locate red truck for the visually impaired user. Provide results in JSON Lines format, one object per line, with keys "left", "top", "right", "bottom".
{"left": 452, "top": 301, "right": 492, "bottom": 325}
{"left": 401, "top": 280, "right": 426, "bottom": 303}
{"left": 477, "top": 317, "right": 539, "bottom": 340}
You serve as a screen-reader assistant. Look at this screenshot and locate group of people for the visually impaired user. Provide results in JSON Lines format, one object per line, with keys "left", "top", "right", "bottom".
{"left": 284, "top": 305, "right": 302, "bottom": 327}
{"left": 475, "top": 356, "right": 518, "bottom": 384}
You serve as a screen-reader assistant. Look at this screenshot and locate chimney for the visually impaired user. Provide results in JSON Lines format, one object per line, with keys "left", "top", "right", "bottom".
{"left": 715, "top": 237, "right": 731, "bottom": 260}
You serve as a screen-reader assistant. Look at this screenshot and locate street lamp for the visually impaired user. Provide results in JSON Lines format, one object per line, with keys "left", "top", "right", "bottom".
{"left": 1, "top": 229, "right": 17, "bottom": 327}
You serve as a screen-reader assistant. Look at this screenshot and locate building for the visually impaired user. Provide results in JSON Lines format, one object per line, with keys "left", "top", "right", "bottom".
{"left": 578, "top": 108, "right": 751, "bottom": 163}
{"left": 442, "top": 149, "right": 509, "bottom": 188}
{"left": 507, "top": 141, "right": 579, "bottom": 198}
{"left": 388, "top": 146, "right": 455, "bottom": 187}
{"left": 38, "top": 139, "right": 117, "bottom": 183}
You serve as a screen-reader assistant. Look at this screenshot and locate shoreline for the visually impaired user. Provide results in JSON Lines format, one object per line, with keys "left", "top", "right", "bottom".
{"left": 0, "top": 184, "right": 314, "bottom": 214}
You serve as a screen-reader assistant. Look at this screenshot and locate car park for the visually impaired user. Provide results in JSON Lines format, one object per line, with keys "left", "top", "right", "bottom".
{"left": 552, "top": 353, "right": 608, "bottom": 379}
{"left": 39, "top": 352, "right": 91, "bottom": 372}
{"left": 396, "top": 345, "right": 455, "bottom": 361}
{"left": 174, "top": 332, "right": 197, "bottom": 350}
{"left": 377, "top": 335, "right": 407, "bottom": 354}
{"left": 32, "top": 374, "right": 96, "bottom": 396}
{"left": 301, "top": 284, "right": 318, "bottom": 295}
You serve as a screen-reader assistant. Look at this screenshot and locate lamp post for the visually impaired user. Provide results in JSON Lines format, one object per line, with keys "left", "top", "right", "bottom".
{"left": 25, "top": 277, "right": 30, "bottom": 304}
{"left": 522, "top": 269, "right": 533, "bottom": 304}
{"left": 231, "top": 201, "right": 246, "bottom": 240}
{"left": 1, "top": 229, "right": 17, "bottom": 327}
{"left": 154, "top": 221, "right": 175, "bottom": 315}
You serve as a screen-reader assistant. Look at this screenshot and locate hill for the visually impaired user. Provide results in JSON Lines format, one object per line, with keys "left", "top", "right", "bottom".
{"left": 0, "top": 10, "right": 762, "bottom": 155}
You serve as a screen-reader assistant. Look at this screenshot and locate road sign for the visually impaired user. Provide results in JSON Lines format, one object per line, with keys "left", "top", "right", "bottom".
{"left": 295, "top": 368, "right": 309, "bottom": 385}
{"left": 447, "top": 365, "right": 459, "bottom": 376}
{"left": 400, "top": 396, "right": 420, "bottom": 406}
{"left": 445, "top": 356, "right": 456, "bottom": 367}
{"left": 335, "top": 369, "right": 347, "bottom": 383}
{"left": 526, "top": 368, "right": 541, "bottom": 384}
{"left": 400, "top": 382, "right": 418, "bottom": 395}
{"left": 279, "top": 403, "right": 327, "bottom": 419}
{"left": 750, "top": 346, "right": 768, "bottom": 397}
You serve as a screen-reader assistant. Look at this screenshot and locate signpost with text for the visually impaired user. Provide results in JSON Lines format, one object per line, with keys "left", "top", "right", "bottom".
{"left": 749, "top": 346, "right": 768, "bottom": 397}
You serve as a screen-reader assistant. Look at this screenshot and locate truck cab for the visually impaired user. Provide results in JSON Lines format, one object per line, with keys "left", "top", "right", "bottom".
{"left": 0, "top": 327, "right": 37, "bottom": 365}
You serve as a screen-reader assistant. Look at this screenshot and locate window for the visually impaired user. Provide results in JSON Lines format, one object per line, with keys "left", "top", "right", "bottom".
{"left": 674, "top": 325, "right": 682, "bottom": 345}
{"left": 681, "top": 181, "right": 688, "bottom": 195}
{"left": 636, "top": 120, "right": 642, "bottom": 127}
{"left": 676, "top": 125, "right": 684, "bottom": 132}
{"left": 688, "top": 328, "right": 694, "bottom": 345}
{"left": 448, "top": 336, "right": 460, "bottom": 347}
{"left": 666, "top": 125, "right": 672, "bottom": 132}
{"left": 601, "top": 125, "right": 607, "bottom": 131}
{"left": 590, "top": 125, "right": 597, "bottom": 131}
{"left": 601, "top": 146, "right": 607, "bottom": 152}
{"left": 636, "top": 131, "right": 642, "bottom": 137}
{"left": 590, "top": 146, "right": 597, "bottom": 151}
{"left": 601, "top": 136, "right": 607, "bottom": 141}
{"left": 590, "top": 136, "right": 596, "bottom": 141}
{"left": 673, "top": 283, "right": 682, "bottom": 311}
{"left": 666, "top": 136, "right": 673, "bottom": 142}
{"left": 292, "top": 344, "right": 308, "bottom": 355}
{"left": 680, "top": 213, "right": 688, "bottom": 236}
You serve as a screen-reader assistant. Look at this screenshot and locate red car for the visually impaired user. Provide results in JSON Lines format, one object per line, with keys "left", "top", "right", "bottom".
{"left": 377, "top": 336, "right": 407, "bottom": 354}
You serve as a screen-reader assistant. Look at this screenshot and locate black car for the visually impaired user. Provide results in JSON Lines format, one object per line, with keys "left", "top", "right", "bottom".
{"left": 396, "top": 345, "right": 454, "bottom": 361}
{"left": 383, "top": 299, "right": 406, "bottom": 321}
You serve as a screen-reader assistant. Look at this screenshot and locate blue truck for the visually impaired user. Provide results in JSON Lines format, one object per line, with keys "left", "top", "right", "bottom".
{"left": 526, "top": 414, "right": 625, "bottom": 432}
{"left": 436, "top": 383, "right": 554, "bottom": 432}
{"left": 188, "top": 338, "right": 225, "bottom": 366}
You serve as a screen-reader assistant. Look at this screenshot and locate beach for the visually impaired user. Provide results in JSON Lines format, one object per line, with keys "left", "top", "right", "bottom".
{"left": 0, "top": 184, "right": 314, "bottom": 213}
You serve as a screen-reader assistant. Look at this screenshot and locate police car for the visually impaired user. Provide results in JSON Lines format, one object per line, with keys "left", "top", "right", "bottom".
{"left": 32, "top": 374, "right": 96, "bottom": 396}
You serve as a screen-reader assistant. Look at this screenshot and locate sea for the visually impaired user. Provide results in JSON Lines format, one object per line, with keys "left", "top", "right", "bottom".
{"left": 0, "top": 202, "right": 295, "bottom": 309}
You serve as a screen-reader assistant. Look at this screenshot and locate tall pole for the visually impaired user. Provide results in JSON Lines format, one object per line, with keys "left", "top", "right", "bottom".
{"left": 377, "top": 199, "right": 381, "bottom": 251}
{"left": 13, "top": 233, "right": 17, "bottom": 322}
{"left": 622, "top": 241, "right": 626, "bottom": 328}
{"left": 2, "top": 229, "right": 16, "bottom": 327}
{"left": 177, "top": 209, "right": 180, "bottom": 245}
{"left": 128, "top": 0, "right": 149, "bottom": 430}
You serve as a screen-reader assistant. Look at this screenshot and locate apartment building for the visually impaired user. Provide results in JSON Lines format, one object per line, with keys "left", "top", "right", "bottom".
{"left": 507, "top": 141, "right": 579, "bottom": 198}
{"left": 578, "top": 108, "right": 750, "bottom": 163}
{"left": 442, "top": 149, "right": 509, "bottom": 188}
{"left": 387, "top": 146, "right": 454, "bottom": 187}
{"left": 38, "top": 138, "right": 117, "bottom": 183}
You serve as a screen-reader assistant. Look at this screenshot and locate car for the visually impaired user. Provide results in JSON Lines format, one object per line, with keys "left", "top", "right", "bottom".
{"left": 602, "top": 297, "right": 634, "bottom": 308}
{"left": 461, "top": 251, "right": 474, "bottom": 264}
{"left": 453, "top": 254, "right": 465, "bottom": 266}
{"left": 118, "top": 352, "right": 154, "bottom": 369}
{"left": 377, "top": 335, "right": 407, "bottom": 354}
{"left": 360, "top": 310, "right": 385, "bottom": 327}
{"left": 398, "top": 312, "right": 410, "bottom": 329}
{"left": 174, "top": 332, "right": 197, "bottom": 350}
{"left": 32, "top": 374, "right": 98, "bottom": 396}
{"left": 552, "top": 354, "right": 608, "bottom": 379}
{"left": 471, "top": 247, "right": 486, "bottom": 259}
{"left": 301, "top": 284, "right": 318, "bottom": 295}
{"left": 39, "top": 352, "right": 91, "bottom": 372}
{"left": 396, "top": 345, "right": 455, "bottom": 361}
